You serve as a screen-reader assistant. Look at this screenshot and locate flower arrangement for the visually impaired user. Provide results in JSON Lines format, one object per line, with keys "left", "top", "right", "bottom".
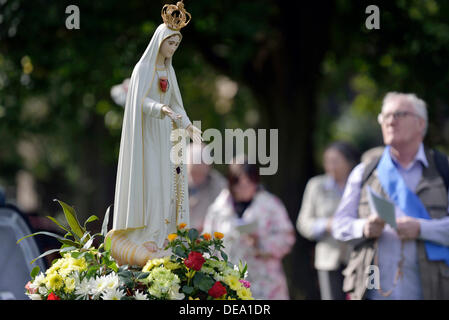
{"left": 20, "top": 200, "right": 252, "bottom": 300}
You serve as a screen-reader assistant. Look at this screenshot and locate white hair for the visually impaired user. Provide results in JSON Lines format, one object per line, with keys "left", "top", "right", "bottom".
{"left": 381, "top": 92, "right": 428, "bottom": 136}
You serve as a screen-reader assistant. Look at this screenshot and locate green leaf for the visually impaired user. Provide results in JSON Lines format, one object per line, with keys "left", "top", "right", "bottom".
{"left": 46, "top": 216, "right": 70, "bottom": 233}
{"left": 17, "top": 231, "right": 67, "bottom": 244}
{"left": 136, "top": 272, "right": 150, "bottom": 280}
{"left": 60, "top": 246, "right": 77, "bottom": 253}
{"left": 118, "top": 270, "right": 133, "bottom": 279}
{"left": 188, "top": 228, "right": 199, "bottom": 242}
{"left": 102, "top": 205, "right": 112, "bottom": 237}
{"left": 104, "top": 236, "right": 112, "bottom": 252}
{"left": 70, "top": 251, "right": 81, "bottom": 258}
{"left": 86, "top": 266, "right": 99, "bottom": 278}
{"left": 193, "top": 272, "right": 215, "bottom": 293}
{"left": 54, "top": 199, "right": 85, "bottom": 240}
{"left": 82, "top": 236, "right": 95, "bottom": 250}
{"left": 84, "top": 215, "right": 99, "bottom": 229}
{"left": 220, "top": 250, "right": 228, "bottom": 262}
{"left": 107, "top": 261, "right": 118, "bottom": 273}
{"left": 80, "top": 232, "right": 91, "bottom": 244}
{"left": 56, "top": 238, "right": 79, "bottom": 248}
{"left": 174, "top": 246, "right": 187, "bottom": 258}
{"left": 182, "top": 285, "right": 194, "bottom": 295}
{"left": 30, "top": 248, "right": 61, "bottom": 265}
{"left": 30, "top": 265, "right": 40, "bottom": 279}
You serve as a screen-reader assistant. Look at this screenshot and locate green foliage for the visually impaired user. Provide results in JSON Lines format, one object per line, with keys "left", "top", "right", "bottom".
{"left": 17, "top": 199, "right": 114, "bottom": 268}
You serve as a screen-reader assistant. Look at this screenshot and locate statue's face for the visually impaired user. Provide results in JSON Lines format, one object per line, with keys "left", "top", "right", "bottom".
{"left": 159, "top": 34, "right": 181, "bottom": 60}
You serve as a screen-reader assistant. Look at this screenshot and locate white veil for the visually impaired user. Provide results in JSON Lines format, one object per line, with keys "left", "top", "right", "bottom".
{"left": 113, "top": 24, "right": 186, "bottom": 232}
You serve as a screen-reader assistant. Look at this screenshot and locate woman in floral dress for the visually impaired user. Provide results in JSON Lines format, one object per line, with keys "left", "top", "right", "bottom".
{"left": 203, "top": 160, "right": 296, "bottom": 299}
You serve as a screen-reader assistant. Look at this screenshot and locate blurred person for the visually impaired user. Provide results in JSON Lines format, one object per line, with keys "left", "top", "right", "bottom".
{"left": 110, "top": 78, "right": 130, "bottom": 107}
{"left": 0, "top": 189, "right": 46, "bottom": 299}
{"left": 186, "top": 143, "right": 226, "bottom": 232}
{"left": 332, "top": 92, "right": 449, "bottom": 300}
{"left": 297, "top": 141, "right": 360, "bottom": 300}
{"left": 203, "top": 158, "right": 296, "bottom": 300}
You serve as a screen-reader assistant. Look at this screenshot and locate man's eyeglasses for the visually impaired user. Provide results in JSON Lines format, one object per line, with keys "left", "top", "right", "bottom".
{"left": 377, "top": 111, "right": 419, "bottom": 124}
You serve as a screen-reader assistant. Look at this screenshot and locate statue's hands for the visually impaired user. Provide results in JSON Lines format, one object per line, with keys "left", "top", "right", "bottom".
{"left": 161, "top": 105, "right": 182, "bottom": 122}
{"left": 186, "top": 124, "right": 203, "bottom": 144}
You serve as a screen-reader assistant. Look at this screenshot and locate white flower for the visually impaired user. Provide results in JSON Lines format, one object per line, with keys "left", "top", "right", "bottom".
{"left": 234, "top": 264, "right": 248, "bottom": 278}
{"left": 203, "top": 252, "right": 211, "bottom": 259}
{"left": 101, "top": 288, "right": 126, "bottom": 300}
{"left": 26, "top": 293, "right": 42, "bottom": 300}
{"left": 34, "top": 273, "right": 46, "bottom": 286}
{"left": 147, "top": 266, "right": 180, "bottom": 299}
{"left": 134, "top": 290, "right": 149, "bottom": 300}
{"left": 75, "top": 278, "right": 94, "bottom": 300}
{"left": 168, "top": 284, "right": 185, "bottom": 300}
{"left": 214, "top": 273, "right": 224, "bottom": 282}
{"left": 224, "top": 267, "right": 240, "bottom": 278}
{"left": 103, "top": 273, "right": 119, "bottom": 291}
{"left": 91, "top": 276, "right": 109, "bottom": 298}
{"left": 38, "top": 286, "right": 48, "bottom": 296}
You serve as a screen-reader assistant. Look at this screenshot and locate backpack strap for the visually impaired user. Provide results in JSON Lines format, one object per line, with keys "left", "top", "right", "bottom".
{"left": 433, "top": 148, "right": 449, "bottom": 192}
{"left": 361, "top": 148, "right": 449, "bottom": 192}
{"left": 361, "top": 156, "right": 381, "bottom": 187}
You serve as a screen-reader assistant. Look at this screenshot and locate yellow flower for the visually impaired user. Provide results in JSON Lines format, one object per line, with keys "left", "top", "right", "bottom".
{"left": 167, "top": 233, "right": 178, "bottom": 242}
{"left": 214, "top": 232, "right": 224, "bottom": 240}
{"left": 143, "top": 258, "right": 166, "bottom": 272}
{"left": 237, "top": 287, "right": 253, "bottom": 300}
{"left": 188, "top": 296, "right": 200, "bottom": 300}
{"left": 71, "top": 257, "right": 88, "bottom": 271}
{"left": 58, "top": 260, "right": 73, "bottom": 277}
{"left": 202, "top": 233, "right": 212, "bottom": 241}
{"left": 45, "top": 273, "right": 64, "bottom": 291}
{"left": 178, "top": 223, "right": 187, "bottom": 229}
{"left": 224, "top": 275, "right": 241, "bottom": 291}
{"left": 164, "top": 260, "right": 181, "bottom": 270}
{"left": 64, "top": 277, "right": 76, "bottom": 293}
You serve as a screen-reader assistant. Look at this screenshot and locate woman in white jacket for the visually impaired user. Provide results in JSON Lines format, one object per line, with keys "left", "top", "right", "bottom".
{"left": 297, "top": 141, "right": 359, "bottom": 300}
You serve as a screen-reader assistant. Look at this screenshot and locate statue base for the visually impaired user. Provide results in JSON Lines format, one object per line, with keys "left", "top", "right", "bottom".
{"left": 106, "top": 230, "right": 171, "bottom": 267}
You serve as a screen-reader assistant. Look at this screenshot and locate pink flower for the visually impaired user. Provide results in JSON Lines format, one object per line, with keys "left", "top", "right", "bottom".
{"left": 25, "top": 281, "right": 37, "bottom": 294}
{"left": 239, "top": 279, "right": 251, "bottom": 288}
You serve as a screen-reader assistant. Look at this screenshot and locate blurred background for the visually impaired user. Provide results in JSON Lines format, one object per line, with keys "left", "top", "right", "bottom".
{"left": 1, "top": 0, "right": 449, "bottom": 299}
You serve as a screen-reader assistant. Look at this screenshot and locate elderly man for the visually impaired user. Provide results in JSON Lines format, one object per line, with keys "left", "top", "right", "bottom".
{"left": 332, "top": 92, "right": 449, "bottom": 300}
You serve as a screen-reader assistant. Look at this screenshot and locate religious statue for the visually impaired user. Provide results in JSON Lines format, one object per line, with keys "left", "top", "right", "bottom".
{"left": 107, "top": 1, "right": 202, "bottom": 266}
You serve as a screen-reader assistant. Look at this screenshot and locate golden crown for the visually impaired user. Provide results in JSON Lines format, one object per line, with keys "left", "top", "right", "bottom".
{"left": 161, "top": 1, "right": 191, "bottom": 31}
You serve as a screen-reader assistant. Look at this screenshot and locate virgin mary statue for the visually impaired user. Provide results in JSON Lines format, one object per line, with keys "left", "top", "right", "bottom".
{"left": 108, "top": 1, "right": 201, "bottom": 266}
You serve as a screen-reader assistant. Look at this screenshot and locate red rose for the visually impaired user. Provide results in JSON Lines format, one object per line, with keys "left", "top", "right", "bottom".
{"left": 184, "top": 251, "right": 205, "bottom": 271}
{"left": 208, "top": 281, "right": 227, "bottom": 298}
{"left": 47, "top": 292, "right": 60, "bottom": 300}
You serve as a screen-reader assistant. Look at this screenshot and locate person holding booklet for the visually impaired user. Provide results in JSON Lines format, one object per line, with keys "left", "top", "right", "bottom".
{"left": 203, "top": 158, "right": 296, "bottom": 299}
{"left": 332, "top": 92, "right": 449, "bottom": 300}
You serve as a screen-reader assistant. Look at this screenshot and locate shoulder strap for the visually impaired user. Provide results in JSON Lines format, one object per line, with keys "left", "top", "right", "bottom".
{"left": 433, "top": 148, "right": 449, "bottom": 192}
{"left": 361, "top": 156, "right": 381, "bottom": 187}
{"left": 361, "top": 149, "right": 449, "bottom": 191}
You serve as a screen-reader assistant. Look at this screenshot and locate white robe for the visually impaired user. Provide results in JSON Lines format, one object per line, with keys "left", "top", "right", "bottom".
{"left": 112, "top": 24, "right": 191, "bottom": 249}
